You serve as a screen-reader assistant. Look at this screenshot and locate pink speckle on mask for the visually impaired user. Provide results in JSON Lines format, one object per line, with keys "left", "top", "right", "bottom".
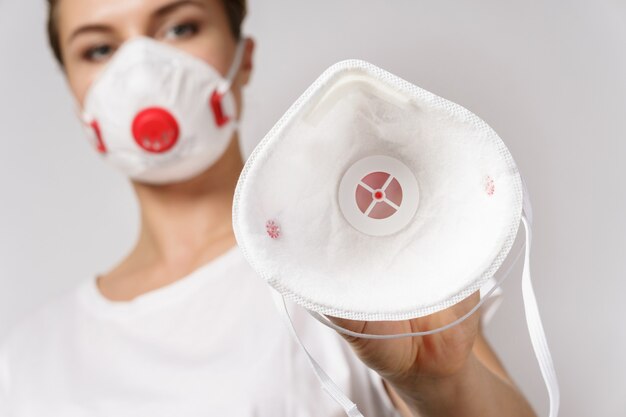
{"left": 485, "top": 176, "right": 495, "bottom": 196}
{"left": 266, "top": 220, "right": 281, "bottom": 239}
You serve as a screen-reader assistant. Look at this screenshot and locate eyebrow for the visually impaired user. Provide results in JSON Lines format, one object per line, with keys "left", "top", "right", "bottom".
{"left": 67, "top": 24, "right": 112, "bottom": 45}
{"left": 153, "top": 0, "right": 207, "bottom": 19}
{"left": 66, "top": 0, "right": 207, "bottom": 45}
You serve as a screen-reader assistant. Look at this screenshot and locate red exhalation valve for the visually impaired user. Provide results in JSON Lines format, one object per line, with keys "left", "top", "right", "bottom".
{"left": 210, "top": 90, "right": 230, "bottom": 127}
{"left": 131, "top": 107, "right": 179, "bottom": 153}
{"left": 90, "top": 120, "right": 107, "bottom": 154}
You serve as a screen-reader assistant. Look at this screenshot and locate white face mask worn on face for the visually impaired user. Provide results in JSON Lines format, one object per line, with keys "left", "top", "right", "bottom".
{"left": 79, "top": 36, "right": 246, "bottom": 185}
{"left": 233, "top": 60, "right": 559, "bottom": 417}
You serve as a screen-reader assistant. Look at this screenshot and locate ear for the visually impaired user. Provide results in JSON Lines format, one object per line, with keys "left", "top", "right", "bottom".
{"left": 238, "top": 36, "right": 255, "bottom": 87}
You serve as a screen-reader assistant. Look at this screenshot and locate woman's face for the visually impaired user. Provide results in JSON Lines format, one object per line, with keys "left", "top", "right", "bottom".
{"left": 57, "top": 0, "right": 253, "bottom": 110}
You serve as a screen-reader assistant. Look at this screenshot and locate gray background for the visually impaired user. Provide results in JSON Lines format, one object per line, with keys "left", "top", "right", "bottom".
{"left": 0, "top": 0, "right": 623, "bottom": 416}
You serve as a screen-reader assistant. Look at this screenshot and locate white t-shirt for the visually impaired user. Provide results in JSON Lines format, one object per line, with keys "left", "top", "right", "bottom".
{"left": 0, "top": 244, "right": 501, "bottom": 417}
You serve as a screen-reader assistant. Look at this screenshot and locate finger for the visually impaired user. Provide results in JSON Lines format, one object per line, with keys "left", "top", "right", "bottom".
{"left": 325, "top": 315, "right": 366, "bottom": 334}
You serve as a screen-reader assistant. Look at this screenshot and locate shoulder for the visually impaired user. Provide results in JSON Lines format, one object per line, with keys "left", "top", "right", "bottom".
{"left": 0, "top": 281, "right": 86, "bottom": 376}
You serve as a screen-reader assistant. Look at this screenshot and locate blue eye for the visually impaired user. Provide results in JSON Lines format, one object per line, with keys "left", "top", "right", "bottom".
{"left": 83, "top": 44, "right": 113, "bottom": 62}
{"left": 165, "top": 22, "right": 199, "bottom": 40}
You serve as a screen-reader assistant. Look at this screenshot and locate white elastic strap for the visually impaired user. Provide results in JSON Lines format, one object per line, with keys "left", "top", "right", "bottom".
{"left": 269, "top": 287, "right": 365, "bottom": 417}
{"left": 521, "top": 175, "right": 534, "bottom": 225}
{"left": 520, "top": 214, "right": 560, "bottom": 417}
{"left": 218, "top": 37, "right": 247, "bottom": 94}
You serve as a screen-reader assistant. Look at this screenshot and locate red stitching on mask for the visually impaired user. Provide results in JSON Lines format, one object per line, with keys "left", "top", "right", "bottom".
{"left": 485, "top": 176, "right": 495, "bottom": 196}
{"left": 266, "top": 220, "right": 281, "bottom": 239}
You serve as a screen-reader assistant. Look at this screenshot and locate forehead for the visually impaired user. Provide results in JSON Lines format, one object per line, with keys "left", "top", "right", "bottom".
{"left": 56, "top": 0, "right": 215, "bottom": 39}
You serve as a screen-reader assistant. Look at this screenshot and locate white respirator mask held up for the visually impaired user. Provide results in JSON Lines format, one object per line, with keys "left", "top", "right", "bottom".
{"left": 78, "top": 36, "right": 246, "bottom": 185}
{"left": 233, "top": 60, "right": 559, "bottom": 417}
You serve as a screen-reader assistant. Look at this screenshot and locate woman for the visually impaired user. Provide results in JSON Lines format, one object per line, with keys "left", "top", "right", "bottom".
{"left": 0, "top": 0, "right": 538, "bottom": 416}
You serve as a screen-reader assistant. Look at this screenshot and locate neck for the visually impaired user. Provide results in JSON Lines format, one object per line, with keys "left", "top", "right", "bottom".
{"left": 129, "top": 134, "right": 244, "bottom": 271}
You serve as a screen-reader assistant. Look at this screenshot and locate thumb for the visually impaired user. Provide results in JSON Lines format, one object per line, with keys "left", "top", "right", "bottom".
{"left": 325, "top": 315, "right": 367, "bottom": 345}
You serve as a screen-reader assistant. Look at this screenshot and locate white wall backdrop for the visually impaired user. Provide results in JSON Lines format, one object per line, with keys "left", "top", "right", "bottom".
{"left": 0, "top": 1, "right": 624, "bottom": 416}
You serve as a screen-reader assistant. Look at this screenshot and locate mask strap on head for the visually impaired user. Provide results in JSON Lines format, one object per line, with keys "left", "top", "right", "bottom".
{"left": 217, "top": 36, "right": 247, "bottom": 95}
{"left": 269, "top": 177, "right": 559, "bottom": 417}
